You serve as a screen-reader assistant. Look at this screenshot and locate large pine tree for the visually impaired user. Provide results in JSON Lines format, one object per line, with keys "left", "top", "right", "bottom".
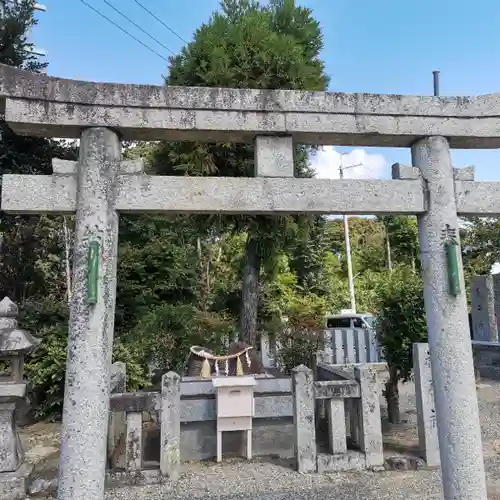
{"left": 156, "top": 0, "right": 329, "bottom": 344}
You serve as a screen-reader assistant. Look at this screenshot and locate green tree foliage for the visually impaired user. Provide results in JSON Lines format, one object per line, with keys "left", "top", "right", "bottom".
{"left": 0, "top": 1, "right": 78, "bottom": 303}
{"left": 0, "top": 2, "right": 78, "bottom": 300}
{"left": 375, "top": 266, "right": 427, "bottom": 423}
{"left": 155, "top": 0, "right": 329, "bottom": 345}
{"left": 0, "top": 3, "right": 77, "bottom": 419}
{"left": 0, "top": 0, "right": 47, "bottom": 72}
{"left": 461, "top": 217, "right": 500, "bottom": 291}
{"left": 379, "top": 216, "right": 419, "bottom": 270}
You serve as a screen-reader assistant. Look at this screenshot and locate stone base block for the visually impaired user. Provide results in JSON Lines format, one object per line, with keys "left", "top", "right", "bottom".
{"left": 316, "top": 451, "right": 366, "bottom": 473}
{"left": 384, "top": 455, "right": 427, "bottom": 471}
{"left": 106, "top": 469, "right": 166, "bottom": 488}
{"left": 0, "top": 463, "right": 33, "bottom": 500}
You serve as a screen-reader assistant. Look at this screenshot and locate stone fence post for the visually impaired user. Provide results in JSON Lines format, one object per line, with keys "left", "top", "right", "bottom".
{"left": 292, "top": 365, "right": 316, "bottom": 473}
{"left": 322, "top": 329, "right": 333, "bottom": 362}
{"left": 413, "top": 343, "right": 440, "bottom": 467}
{"left": 160, "top": 372, "right": 181, "bottom": 480}
{"left": 260, "top": 332, "right": 272, "bottom": 368}
{"left": 107, "top": 362, "right": 126, "bottom": 470}
{"left": 354, "top": 365, "right": 383, "bottom": 468}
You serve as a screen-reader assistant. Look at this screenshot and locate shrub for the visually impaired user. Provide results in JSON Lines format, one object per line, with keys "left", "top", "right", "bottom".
{"left": 375, "top": 266, "right": 427, "bottom": 423}
{"left": 273, "top": 293, "right": 326, "bottom": 373}
{"left": 128, "top": 303, "right": 237, "bottom": 374}
{"left": 25, "top": 324, "right": 68, "bottom": 420}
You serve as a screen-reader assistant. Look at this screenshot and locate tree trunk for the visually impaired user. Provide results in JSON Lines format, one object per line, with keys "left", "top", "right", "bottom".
{"left": 196, "top": 236, "right": 210, "bottom": 311}
{"left": 384, "top": 369, "right": 400, "bottom": 424}
{"left": 240, "top": 235, "right": 261, "bottom": 346}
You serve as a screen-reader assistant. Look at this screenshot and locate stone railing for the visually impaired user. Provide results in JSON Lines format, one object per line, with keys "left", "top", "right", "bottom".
{"left": 315, "top": 347, "right": 441, "bottom": 470}
{"left": 107, "top": 371, "right": 180, "bottom": 483}
{"left": 293, "top": 364, "right": 384, "bottom": 473}
{"left": 106, "top": 373, "right": 293, "bottom": 484}
{"left": 323, "top": 328, "right": 381, "bottom": 364}
{"left": 109, "top": 360, "right": 448, "bottom": 481}
{"left": 260, "top": 328, "right": 382, "bottom": 369}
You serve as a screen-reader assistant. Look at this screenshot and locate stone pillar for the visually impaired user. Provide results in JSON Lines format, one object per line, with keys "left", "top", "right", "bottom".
{"left": 108, "top": 362, "right": 127, "bottom": 470}
{"left": 292, "top": 365, "right": 316, "bottom": 473}
{"left": 160, "top": 372, "right": 181, "bottom": 480}
{"left": 343, "top": 329, "right": 355, "bottom": 364}
{"left": 323, "top": 330, "right": 333, "bottom": 362}
{"left": 0, "top": 403, "right": 22, "bottom": 472}
{"left": 412, "top": 136, "right": 487, "bottom": 500}
{"left": 493, "top": 274, "right": 500, "bottom": 335}
{"left": 412, "top": 343, "right": 440, "bottom": 467}
{"left": 327, "top": 399, "right": 347, "bottom": 453}
{"left": 58, "top": 128, "right": 121, "bottom": 500}
{"left": 125, "top": 412, "right": 143, "bottom": 472}
{"left": 470, "top": 275, "right": 498, "bottom": 341}
{"left": 346, "top": 399, "right": 360, "bottom": 446}
{"left": 354, "top": 365, "right": 383, "bottom": 468}
{"left": 275, "top": 337, "right": 285, "bottom": 370}
{"left": 332, "top": 330, "right": 344, "bottom": 364}
{"left": 254, "top": 136, "right": 294, "bottom": 177}
{"left": 260, "top": 332, "right": 272, "bottom": 368}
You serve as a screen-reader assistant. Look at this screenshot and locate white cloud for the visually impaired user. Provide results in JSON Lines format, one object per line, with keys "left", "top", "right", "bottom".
{"left": 491, "top": 262, "right": 500, "bottom": 275}
{"left": 309, "top": 146, "right": 388, "bottom": 180}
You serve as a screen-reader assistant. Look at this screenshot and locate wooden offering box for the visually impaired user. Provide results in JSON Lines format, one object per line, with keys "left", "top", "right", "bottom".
{"left": 212, "top": 376, "right": 256, "bottom": 462}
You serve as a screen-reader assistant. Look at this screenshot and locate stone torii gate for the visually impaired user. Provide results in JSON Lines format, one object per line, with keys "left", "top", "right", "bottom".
{"left": 1, "top": 65, "right": 500, "bottom": 500}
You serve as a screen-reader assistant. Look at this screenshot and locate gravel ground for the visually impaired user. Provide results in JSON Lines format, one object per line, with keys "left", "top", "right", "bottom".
{"left": 24, "top": 377, "right": 500, "bottom": 500}
{"left": 101, "top": 463, "right": 444, "bottom": 500}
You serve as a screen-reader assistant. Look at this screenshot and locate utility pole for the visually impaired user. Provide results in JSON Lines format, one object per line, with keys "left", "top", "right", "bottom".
{"left": 383, "top": 219, "right": 393, "bottom": 272}
{"left": 339, "top": 155, "right": 363, "bottom": 313}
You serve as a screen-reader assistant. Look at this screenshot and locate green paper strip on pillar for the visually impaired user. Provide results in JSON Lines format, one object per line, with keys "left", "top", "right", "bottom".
{"left": 87, "top": 240, "right": 100, "bottom": 305}
{"left": 444, "top": 239, "right": 460, "bottom": 297}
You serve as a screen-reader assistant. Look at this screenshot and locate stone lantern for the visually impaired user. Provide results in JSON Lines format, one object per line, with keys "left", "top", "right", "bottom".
{"left": 0, "top": 297, "right": 40, "bottom": 499}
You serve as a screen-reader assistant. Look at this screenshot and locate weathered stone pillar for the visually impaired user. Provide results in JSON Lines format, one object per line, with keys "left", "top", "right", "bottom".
{"left": 354, "top": 365, "right": 383, "bottom": 468}
{"left": 254, "top": 136, "right": 294, "bottom": 177}
{"left": 493, "top": 274, "right": 500, "bottom": 334}
{"left": 470, "top": 275, "right": 498, "bottom": 341}
{"left": 323, "top": 329, "right": 333, "bottom": 362}
{"left": 58, "top": 128, "right": 121, "bottom": 500}
{"left": 160, "top": 371, "right": 181, "bottom": 480}
{"left": 412, "top": 343, "right": 440, "bottom": 467}
{"left": 108, "top": 362, "right": 127, "bottom": 470}
{"left": 292, "top": 365, "right": 316, "bottom": 473}
{"left": 412, "top": 136, "right": 487, "bottom": 500}
{"left": 260, "top": 332, "right": 272, "bottom": 368}
{"left": 326, "top": 399, "right": 347, "bottom": 453}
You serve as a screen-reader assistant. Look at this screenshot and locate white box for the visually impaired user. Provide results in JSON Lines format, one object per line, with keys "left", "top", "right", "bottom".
{"left": 212, "top": 376, "right": 256, "bottom": 462}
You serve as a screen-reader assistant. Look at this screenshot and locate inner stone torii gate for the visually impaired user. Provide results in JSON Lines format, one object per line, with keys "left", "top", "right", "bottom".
{"left": 1, "top": 64, "right": 500, "bottom": 500}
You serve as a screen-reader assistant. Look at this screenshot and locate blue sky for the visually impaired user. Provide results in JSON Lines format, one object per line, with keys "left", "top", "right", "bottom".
{"left": 32, "top": 0, "right": 500, "bottom": 180}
